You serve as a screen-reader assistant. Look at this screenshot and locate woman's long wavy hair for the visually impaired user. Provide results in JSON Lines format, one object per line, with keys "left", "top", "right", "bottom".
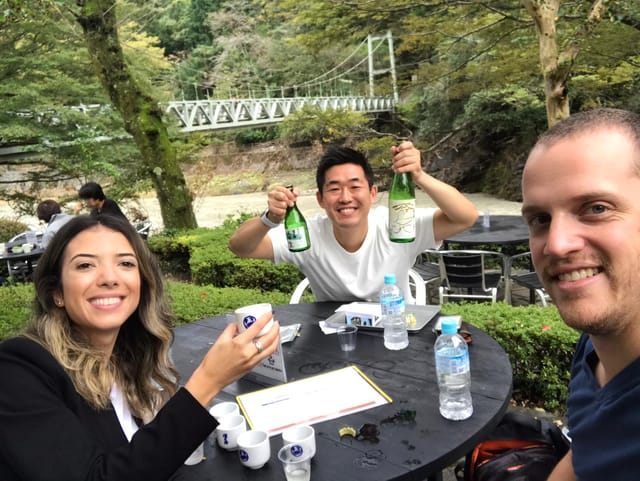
{"left": 24, "top": 215, "right": 179, "bottom": 420}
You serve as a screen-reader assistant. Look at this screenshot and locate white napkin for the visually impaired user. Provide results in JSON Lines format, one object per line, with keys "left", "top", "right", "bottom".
{"left": 319, "top": 321, "right": 339, "bottom": 335}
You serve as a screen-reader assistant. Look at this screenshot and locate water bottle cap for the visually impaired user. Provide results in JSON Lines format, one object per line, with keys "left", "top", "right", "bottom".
{"left": 441, "top": 319, "right": 458, "bottom": 335}
{"left": 384, "top": 274, "right": 396, "bottom": 284}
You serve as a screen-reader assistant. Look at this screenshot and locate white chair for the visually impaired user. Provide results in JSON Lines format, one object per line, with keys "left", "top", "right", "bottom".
{"left": 134, "top": 221, "right": 152, "bottom": 240}
{"left": 408, "top": 268, "right": 427, "bottom": 305}
{"left": 289, "top": 269, "right": 426, "bottom": 305}
{"left": 289, "top": 278, "right": 311, "bottom": 304}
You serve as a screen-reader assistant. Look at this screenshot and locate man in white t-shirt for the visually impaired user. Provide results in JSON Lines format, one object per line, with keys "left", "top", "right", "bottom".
{"left": 228, "top": 141, "right": 478, "bottom": 302}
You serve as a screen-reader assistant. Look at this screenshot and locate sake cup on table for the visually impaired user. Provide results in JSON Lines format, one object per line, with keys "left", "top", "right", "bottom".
{"left": 216, "top": 414, "right": 246, "bottom": 451}
{"left": 237, "top": 429, "right": 271, "bottom": 469}
{"left": 282, "top": 424, "right": 316, "bottom": 458}
{"left": 208, "top": 401, "right": 241, "bottom": 446}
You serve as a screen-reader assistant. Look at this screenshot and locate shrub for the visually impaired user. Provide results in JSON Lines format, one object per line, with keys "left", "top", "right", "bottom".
{"left": 0, "top": 280, "right": 576, "bottom": 413}
{"left": 0, "top": 218, "right": 29, "bottom": 242}
{"left": 439, "top": 302, "right": 579, "bottom": 412}
{"left": 148, "top": 219, "right": 304, "bottom": 294}
{"left": 278, "top": 105, "right": 370, "bottom": 144}
{"left": 166, "top": 281, "right": 290, "bottom": 325}
{"left": 0, "top": 284, "right": 34, "bottom": 339}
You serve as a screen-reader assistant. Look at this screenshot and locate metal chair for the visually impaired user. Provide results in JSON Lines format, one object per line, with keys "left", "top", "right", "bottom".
{"left": 134, "top": 221, "right": 152, "bottom": 240}
{"left": 435, "top": 249, "right": 507, "bottom": 304}
{"left": 508, "top": 252, "right": 550, "bottom": 306}
{"left": 412, "top": 250, "right": 443, "bottom": 304}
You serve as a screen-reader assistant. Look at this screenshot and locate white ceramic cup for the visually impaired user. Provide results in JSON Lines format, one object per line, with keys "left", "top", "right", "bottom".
{"left": 278, "top": 443, "right": 312, "bottom": 481}
{"left": 216, "top": 414, "right": 247, "bottom": 451}
{"left": 209, "top": 401, "right": 240, "bottom": 422}
{"left": 234, "top": 303, "right": 274, "bottom": 337}
{"left": 282, "top": 424, "right": 316, "bottom": 459}
{"left": 237, "top": 429, "right": 271, "bottom": 470}
{"left": 184, "top": 442, "right": 204, "bottom": 465}
{"left": 208, "top": 401, "right": 241, "bottom": 446}
{"left": 21, "top": 243, "right": 34, "bottom": 253}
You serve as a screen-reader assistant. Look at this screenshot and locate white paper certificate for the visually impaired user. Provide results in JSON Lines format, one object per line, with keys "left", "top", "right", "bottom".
{"left": 236, "top": 365, "right": 392, "bottom": 436}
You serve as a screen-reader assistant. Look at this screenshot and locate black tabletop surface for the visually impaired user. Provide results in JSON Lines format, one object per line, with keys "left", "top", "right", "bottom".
{"left": 169, "top": 302, "right": 512, "bottom": 481}
{"left": 445, "top": 215, "right": 528, "bottom": 248}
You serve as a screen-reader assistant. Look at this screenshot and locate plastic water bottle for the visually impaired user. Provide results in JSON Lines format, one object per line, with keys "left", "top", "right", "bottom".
{"left": 25, "top": 230, "right": 38, "bottom": 246}
{"left": 434, "top": 318, "right": 473, "bottom": 420}
{"left": 380, "top": 274, "right": 408, "bottom": 350}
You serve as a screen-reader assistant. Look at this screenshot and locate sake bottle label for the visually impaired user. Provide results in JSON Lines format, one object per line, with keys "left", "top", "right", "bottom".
{"left": 286, "top": 226, "right": 310, "bottom": 251}
{"left": 389, "top": 199, "right": 416, "bottom": 240}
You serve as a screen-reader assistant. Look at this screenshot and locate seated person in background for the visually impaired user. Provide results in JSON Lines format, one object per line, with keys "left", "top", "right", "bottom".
{"left": 36, "top": 199, "right": 73, "bottom": 248}
{"left": 73, "top": 181, "right": 127, "bottom": 220}
{"left": 0, "top": 214, "right": 280, "bottom": 480}
{"left": 229, "top": 141, "right": 478, "bottom": 302}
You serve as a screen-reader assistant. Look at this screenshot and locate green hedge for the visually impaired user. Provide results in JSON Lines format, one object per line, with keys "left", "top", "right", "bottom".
{"left": 0, "top": 281, "right": 292, "bottom": 338}
{"left": 166, "top": 281, "right": 290, "bottom": 325}
{"left": 147, "top": 218, "right": 304, "bottom": 293}
{"left": 0, "top": 281, "right": 576, "bottom": 412}
{"left": 0, "top": 284, "right": 35, "bottom": 339}
{"left": 0, "top": 218, "right": 29, "bottom": 243}
{"left": 0, "top": 216, "right": 580, "bottom": 413}
{"left": 439, "top": 302, "right": 579, "bottom": 412}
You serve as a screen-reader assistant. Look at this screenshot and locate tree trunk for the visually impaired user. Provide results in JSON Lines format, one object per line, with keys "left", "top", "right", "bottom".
{"left": 522, "top": 0, "right": 606, "bottom": 127}
{"left": 75, "top": 0, "right": 197, "bottom": 229}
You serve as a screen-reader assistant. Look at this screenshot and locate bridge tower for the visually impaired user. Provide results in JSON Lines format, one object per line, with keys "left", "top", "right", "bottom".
{"left": 367, "top": 31, "right": 398, "bottom": 103}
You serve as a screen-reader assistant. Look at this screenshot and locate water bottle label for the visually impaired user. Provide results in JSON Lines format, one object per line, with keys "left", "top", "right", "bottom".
{"left": 286, "top": 227, "right": 309, "bottom": 250}
{"left": 389, "top": 199, "right": 416, "bottom": 239}
{"left": 436, "top": 351, "right": 469, "bottom": 375}
{"left": 381, "top": 296, "right": 404, "bottom": 317}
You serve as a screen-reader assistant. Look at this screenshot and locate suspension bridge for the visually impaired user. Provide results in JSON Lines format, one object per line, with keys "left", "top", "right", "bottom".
{"left": 165, "top": 32, "right": 399, "bottom": 133}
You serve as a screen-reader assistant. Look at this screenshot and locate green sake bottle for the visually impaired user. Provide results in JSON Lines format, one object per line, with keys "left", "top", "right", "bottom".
{"left": 284, "top": 185, "right": 311, "bottom": 252}
{"left": 389, "top": 172, "right": 416, "bottom": 243}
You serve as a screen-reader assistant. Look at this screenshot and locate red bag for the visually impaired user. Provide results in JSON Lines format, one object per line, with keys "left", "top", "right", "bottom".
{"left": 456, "top": 411, "right": 570, "bottom": 481}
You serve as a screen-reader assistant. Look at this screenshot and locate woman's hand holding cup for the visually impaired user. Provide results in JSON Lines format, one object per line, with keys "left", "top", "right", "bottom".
{"left": 185, "top": 309, "right": 280, "bottom": 408}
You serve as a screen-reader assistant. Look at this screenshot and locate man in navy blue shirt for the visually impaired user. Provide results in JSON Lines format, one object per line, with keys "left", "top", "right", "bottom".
{"left": 521, "top": 108, "right": 640, "bottom": 481}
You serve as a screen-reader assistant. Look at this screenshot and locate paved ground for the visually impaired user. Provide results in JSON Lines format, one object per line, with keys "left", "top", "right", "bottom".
{"left": 0, "top": 190, "right": 522, "bottom": 232}
{"left": 139, "top": 190, "right": 524, "bottom": 231}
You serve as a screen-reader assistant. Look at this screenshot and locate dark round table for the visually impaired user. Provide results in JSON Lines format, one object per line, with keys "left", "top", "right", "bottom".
{"left": 444, "top": 215, "right": 528, "bottom": 250}
{"left": 0, "top": 247, "right": 44, "bottom": 281}
{"left": 443, "top": 215, "right": 529, "bottom": 304}
{"left": 169, "top": 302, "right": 512, "bottom": 481}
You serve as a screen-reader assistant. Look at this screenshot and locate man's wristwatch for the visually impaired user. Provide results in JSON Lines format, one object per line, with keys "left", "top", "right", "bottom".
{"left": 260, "top": 210, "right": 281, "bottom": 229}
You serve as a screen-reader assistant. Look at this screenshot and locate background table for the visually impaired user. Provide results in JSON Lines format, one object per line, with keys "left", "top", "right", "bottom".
{"left": 169, "top": 302, "right": 512, "bottom": 481}
{"left": 444, "top": 214, "right": 528, "bottom": 251}
{"left": 0, "top": 248, "right": 44, "bottom": 281}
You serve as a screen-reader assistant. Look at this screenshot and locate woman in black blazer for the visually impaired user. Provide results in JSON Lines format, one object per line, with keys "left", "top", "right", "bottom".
{"left": 0, "top": 214, "right": 280, "bottom": 481}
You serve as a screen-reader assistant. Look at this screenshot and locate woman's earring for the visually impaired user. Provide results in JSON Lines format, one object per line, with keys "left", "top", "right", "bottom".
{"left": 54, "top": 298, "right": 63, "bottom": 307}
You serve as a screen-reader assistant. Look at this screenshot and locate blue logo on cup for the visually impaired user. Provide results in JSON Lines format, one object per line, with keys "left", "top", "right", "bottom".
{"left": 290, "top": 444, "right": 304, "bottom": 457}
{"left": 243, "top": 315, "right": 257, "bottom": 329}
{"left": 239, "top": 449, "right": 249, "bottom": 462}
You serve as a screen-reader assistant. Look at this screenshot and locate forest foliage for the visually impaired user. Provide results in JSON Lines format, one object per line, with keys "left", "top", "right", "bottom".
{"left": 1, "top": 1, "right": 639, "bottom": 216}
